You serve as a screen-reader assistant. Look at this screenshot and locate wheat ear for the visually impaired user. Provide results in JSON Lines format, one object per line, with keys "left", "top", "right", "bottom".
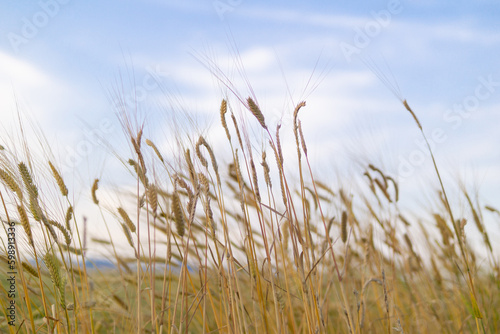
{"left": 247, "top": 97, "right": 267, "bottom": 129}
{"left": 145, "top": 139, "right": 164, "bottom": 163}
{"left": 0, "top": 168, "right": 23, "bottom": 200}
{"left": 17, "top": 205, "right": 34, "bottom": 246}
{"left": 118, "top": 207, "right": 136, "bottom": 233}
{"left": 48, "top": 161, "right": 68, "bottom": 197}
{"left": 220, "top": 99, "right": 231, "bottom": 140}
{"left": 91, "top": 179, "right": 99, "bottom": 205}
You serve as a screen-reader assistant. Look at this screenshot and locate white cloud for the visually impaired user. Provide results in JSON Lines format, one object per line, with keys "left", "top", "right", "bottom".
{"left": 0, "top": 52, "right": 49, "bottom": 87}
{"left": 0, "top": 51, "right": 71, "bottom": 124}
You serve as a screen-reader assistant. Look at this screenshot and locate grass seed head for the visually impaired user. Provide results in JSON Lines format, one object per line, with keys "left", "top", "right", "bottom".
{"left": 403, "top": 99, "right": 422, "bottom": 130}
{"left": 261, "top": 151, "right": 271, "bottom": 188}
{"left": 29, "top": 196, "right": 42, "bottom": 222}
{"left": 275, "top": 124, "right": 283, "bottom": 166}
{"left": 298, "top": 120, "right": 308, "bottom": 157}
{"left": 48, "top": 161, "right": 68, "bottom": 197}
{"left": 17, "top": 205, "right": 34, "bottom": 246}
{"left": 220, "top": 99, "right": 231, "bottom": 140}
{"left": 121, "top": 223, "right": 135, "bottom": 249}
{"left": 148, "top": 185, "right": 158, "bottom": 217}
{"left": 195, "top": 137, "right": 209, "bottom": 168}
{"left": 44, "top": 253, "right": 66, "bottom": 309}
{"left": 145, "top": 139, "right": 164, "bottom": 163}
{"left": 231, "top": 113, "right": 244, "bottom": 150}
{"left": 247, "top": 97, "right": 267, "bottom": 130}
{"left": 91, "top": 179, "right": 99, "bottom": 205}
{"left": 128, "top": 158, "right": 149, "bottom": 187}
{"left": 172, "top": 191, "right": 185, "bottom": 237}
{"left": 118, "top": 207, "right": 136, "bottom": 233}
{"left": 49, "top": 220, "right": 72, "bottom": 245}
{"left": 341, "top": 211, "right": 348, "bottom": 243}
{"left": 184, "top": 149, "right": 197, "bottom": 186}
{"left": 65, "top": 206, "right": 73, "bottom": 231}
{"left": 22, "top": 261, "right": 39, "bottom": 278}
{"left": 0, "top": 168, "right": 23, "bottom": 200}
{"left": 250, "top": 158, "right": 261, "bottom": 203}
{"left": 19, "top": 162, "right": 38, "bottom": 198}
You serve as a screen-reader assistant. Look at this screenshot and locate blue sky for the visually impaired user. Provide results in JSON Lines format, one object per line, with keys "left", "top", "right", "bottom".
{"left": 1, "top": 1, "right": 499, "bottom": 245}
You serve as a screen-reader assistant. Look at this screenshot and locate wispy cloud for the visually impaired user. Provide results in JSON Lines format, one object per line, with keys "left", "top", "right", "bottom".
{"left": 0, "top": 52, "right": 68, "bottom": 122}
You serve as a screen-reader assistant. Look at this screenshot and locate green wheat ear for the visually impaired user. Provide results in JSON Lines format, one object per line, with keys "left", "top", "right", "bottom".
{"left": 22, "top": 261, "right": 39, "bottom": 278}
{"left": 17, "top": 205, "right": 34, "bottom": 247}
{"left": 44, "top": 253, "right": 66, "bottom": 310}
{"left": 18, "top": 161, "right": 38, "bottom": 198}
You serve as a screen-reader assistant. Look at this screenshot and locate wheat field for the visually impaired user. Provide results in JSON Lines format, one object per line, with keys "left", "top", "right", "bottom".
{"left": 0, "top": 82, "right": 499, "bottom": 333}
